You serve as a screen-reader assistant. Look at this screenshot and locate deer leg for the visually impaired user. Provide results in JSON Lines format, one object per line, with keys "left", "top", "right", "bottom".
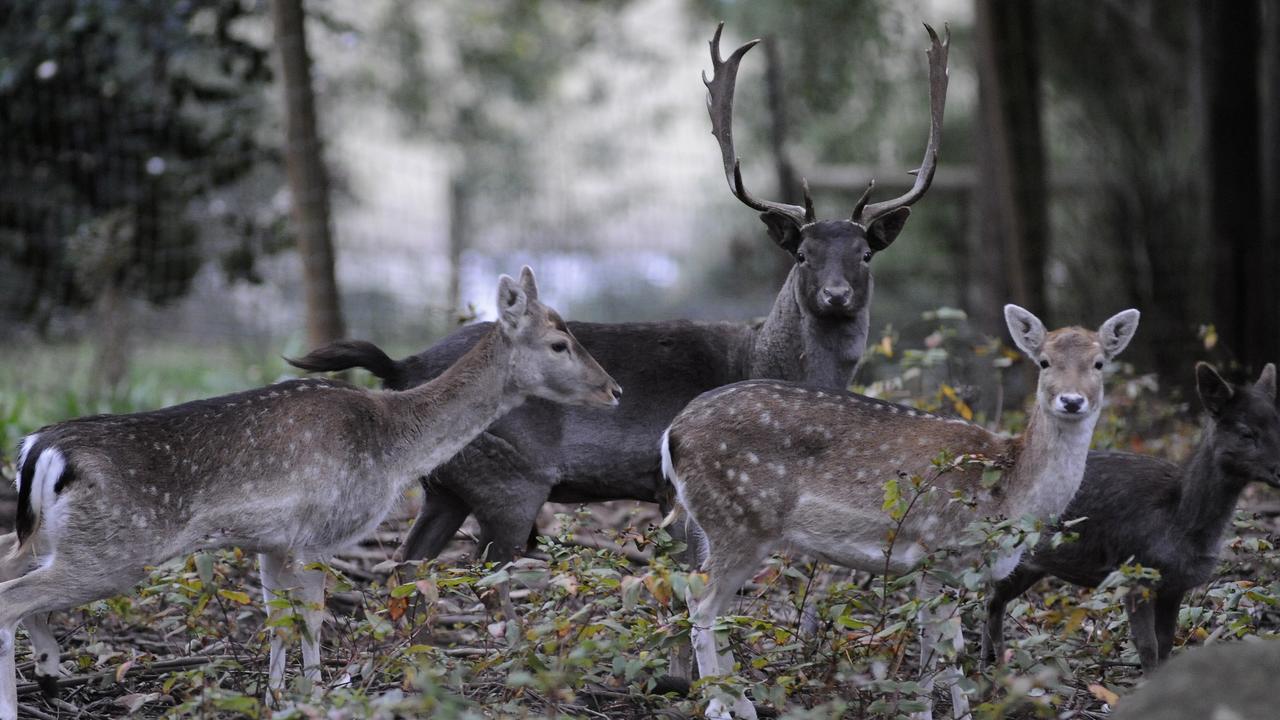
{"left": 294, "top": 560, "right": 327, "bottom": 685}
{"left": 395, "top": 480, "right": 471, "bottom": 562}
{"left": 916, "top": 576, "right": 970, "bottom": 720}
{"left": 691, "top": 540, "right": 769, "bottom": 720}
{"left": 1124, "top": 591, "right": 1160, "bottom": 672}
{"left": 1153, "top": 591, "right": 1182, "bottom": 665}
{"left": 24, "top": 613, "right": 64, "bottom": 698}
{"left": 0, "top": 555, "right": 137, "bottom": 720}
{"left": 261, "top": 548, "right": 300, "bottom": 696}
{"left": 472, "top": 478, "right": 550, "bottom": 564}
{"left": 981, "top": 566, "right": 1042, "bottom": 667}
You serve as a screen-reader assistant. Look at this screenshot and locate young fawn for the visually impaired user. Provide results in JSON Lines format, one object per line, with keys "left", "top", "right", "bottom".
{"left": 0, "top": 268, "right": 620, "bottom": 718}
{"left": 982, "top": 362, "right": 1279, "bottom": 672}
{"left": 661, "top": 305, "right": 1139, "bottom": 719}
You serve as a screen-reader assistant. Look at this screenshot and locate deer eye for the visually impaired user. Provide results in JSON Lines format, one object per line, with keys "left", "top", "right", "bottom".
{"left": 1039, "top": 359, "right": 1050, "bottom": 369}
{"left": 550, "top": 341, "right": 568, "bottom": 353}
{"left": 1094, "top": 360, "right": 1104, "bottom": 370}
{"left": 863, "top": 251, "right": 873, "bottom": 263}
{"left": 795, "top": 252, "right": 807, "bottom": 264}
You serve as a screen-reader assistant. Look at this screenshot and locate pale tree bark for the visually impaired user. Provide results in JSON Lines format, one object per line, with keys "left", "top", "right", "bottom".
{"left": 273, "top": 0, "right": 345, "bottom": 347}
{"left": 969, "top": 0, "right": 1048, "bottom": 334}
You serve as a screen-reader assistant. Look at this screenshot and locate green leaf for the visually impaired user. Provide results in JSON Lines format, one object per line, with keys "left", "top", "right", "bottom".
{"left": 218, "top": 589, "right": 252, "bottom": 605}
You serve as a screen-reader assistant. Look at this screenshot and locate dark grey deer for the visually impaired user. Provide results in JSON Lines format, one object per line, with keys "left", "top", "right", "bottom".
{"left": 982, "top": 362, "right": 1280, "bottom": 672}
{"left": 0, "top": 269, "right": 618, "bottom": 719}
{"left": 288, "top": 23, "right": 950, "bottom": 565}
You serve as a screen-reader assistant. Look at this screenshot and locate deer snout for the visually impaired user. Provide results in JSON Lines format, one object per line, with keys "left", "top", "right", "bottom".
{"left": 603, "top": 381, "right": 623, "bottom": 406}
{"left": 821, "top": 285, "right": 852, "bottom": 308}
{"left": 1056, "top": 393, "right": 1088, "bottom": 415}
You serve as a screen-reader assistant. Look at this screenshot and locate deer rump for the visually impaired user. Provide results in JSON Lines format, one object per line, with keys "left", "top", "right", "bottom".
{"left": 291, "top": 319, "right": 753, "bottom": 560}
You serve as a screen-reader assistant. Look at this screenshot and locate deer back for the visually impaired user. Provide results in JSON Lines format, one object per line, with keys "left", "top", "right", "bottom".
{"left": 666, "top": 380, "right": 1017, "bottom": 571}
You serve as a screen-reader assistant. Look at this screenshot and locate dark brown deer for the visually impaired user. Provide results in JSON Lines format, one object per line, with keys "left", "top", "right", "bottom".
{"left": 0, "top": 269, "right": 618, "bottom": 718}
{"left": 289, "top": 23, "right": 950, "bottom": 565}
{"left": 982, "top": 363, "right": 1279, "bottom": 672}
{"left": 661, "top": 305, "right": 1139, "bottom": 719}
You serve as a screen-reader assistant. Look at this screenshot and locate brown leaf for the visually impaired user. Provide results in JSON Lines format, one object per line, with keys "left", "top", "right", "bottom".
{"left": 1088, "top": 683, "right": 1119, "bottom": 706}
{"left": 388, "top": 595, "right": 407, "bottom": 622}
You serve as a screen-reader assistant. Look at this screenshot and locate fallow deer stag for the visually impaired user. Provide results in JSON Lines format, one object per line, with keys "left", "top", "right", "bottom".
{"left": 288, "top": 21, "right": 950, "bottom": 566}
{"left": 983, "top": 362, "right": 1279, "bottom": 672}
{"left": 661, "top": 305, "right": 1139, "bottom": 719}
{"left": 0, "top": 268, "right": 619, "bottom": 720}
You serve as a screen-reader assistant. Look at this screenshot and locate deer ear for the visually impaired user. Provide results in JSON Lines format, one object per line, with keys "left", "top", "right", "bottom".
{"left": 1004, "top": 304, "right": 1047, "bottom": 359}
{"left": 866, "top": 207, "right": 911, "bottom": 251}
{"left": 759, "top": 211, "right": 803, "bottom": 255}
{"left": 518, "top": 265, "right": 539, "bottom": 300}
{"left": 1097, "top": 309, "right": 1140, "bottom": 359}
{"left": 496, "top": 274, "right": 528, "bottom": 333}
{"left": 1257, "top": 363, "right": 1277, "bottom": 402}
{"left": 1197, "top": 362, "right": 1234, "bottom": 417}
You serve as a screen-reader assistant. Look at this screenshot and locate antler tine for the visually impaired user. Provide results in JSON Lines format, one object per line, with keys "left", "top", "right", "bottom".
{"left": 850, "top": 179, "right": 875, "bottom": 223}
{"left": 705, "top": 23, "right": 808, "bottom": 222}
{"left": 856, "top": 23, "right": 950, "bottom": 225}
{"left": 801, "top": 178, "right": 816, "bottom": 223}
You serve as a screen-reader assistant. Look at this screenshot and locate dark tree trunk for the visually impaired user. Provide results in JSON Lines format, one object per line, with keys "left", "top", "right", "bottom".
{"left": 762, "top": 35, "right": 800, "bottom": 284}
{"left": 1203, "top": 0, "right": 1269, "bottom": 371}
{"left": 447, "top": 173, "right": 471, "bottom": 317}
{"left": 1257, "top": 0, "right": 1280, "bottom": 368}
{"left": 970, "top": 0, "right": 1048, "bottom": 333}
{"left": 273, "top": 0, "right": 345, "bottom": 347}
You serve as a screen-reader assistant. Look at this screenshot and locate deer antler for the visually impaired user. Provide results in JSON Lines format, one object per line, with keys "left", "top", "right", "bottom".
{"left": 705, "top": 23, "right": 813, "bottom": 224}
{"left": 854, "top": 23, "right": 950, "bottom": 227}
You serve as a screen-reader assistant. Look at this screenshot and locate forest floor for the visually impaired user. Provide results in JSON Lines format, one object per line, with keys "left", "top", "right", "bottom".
{"left": 2, "top": 329, "right": 1278, "bottom": 719}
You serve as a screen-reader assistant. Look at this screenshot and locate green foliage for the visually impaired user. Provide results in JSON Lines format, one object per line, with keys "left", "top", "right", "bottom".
{"left": 0, "top": 0, "right": 277, "bottom": 326}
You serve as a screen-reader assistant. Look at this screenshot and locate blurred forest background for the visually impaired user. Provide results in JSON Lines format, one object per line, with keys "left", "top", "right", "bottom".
{"left": 2, "top": 0, "right": 1279, "bottom": 407}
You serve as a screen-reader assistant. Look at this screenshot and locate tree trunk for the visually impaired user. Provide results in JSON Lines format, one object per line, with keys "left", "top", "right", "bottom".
{"left": 1257, "top": 0, "right": 1280, "bottom": 369}
{"left": 1202, "top": 0, "right": 1269, "bottom": 370}
{"left": 970, "top": 0, "right": 1048, "bottom": 333}
{"left": 447, "top": 173, "right": 471, "bottom": 319}
{"left": 762, "top": 35, "right": 800, "bottom": 284}
{"left": 273, "top": 0, "right": 345, "bottom": 347}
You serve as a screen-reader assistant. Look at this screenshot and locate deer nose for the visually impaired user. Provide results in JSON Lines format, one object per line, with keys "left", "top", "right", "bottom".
{"left": 611, "top": 385, "right": 623, "bottom": 401}
{"left": 1058, "top": 394, "right": 1087, "bottom": 414}
{"left": 822, "top": 286, "right": 851, "bottom": 307}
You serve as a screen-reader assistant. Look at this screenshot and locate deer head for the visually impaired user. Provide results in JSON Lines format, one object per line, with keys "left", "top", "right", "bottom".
{"left": 1005, "top": 305, "right": 1140, "bottom": 421}
{"left": 1197, "top": 362, "right": 1280, "bottom": 488}
{"left": 704, "top": 23, "right": 949, "bottom": 319}
{"left": 497, "top": 266, "right": 622, "bottom": 409}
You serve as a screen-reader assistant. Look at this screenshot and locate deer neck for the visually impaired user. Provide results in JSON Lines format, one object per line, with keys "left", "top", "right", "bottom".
{"left": 379, "top": 327, "right": 523, "bottom": 479}
{"left": 1004, "top": 403, "right": 1099, "bottom": 521}
{"left": 1173, "top": 424, "right": 1246, "bottom": 551}
{"left": 748, "top": 268, "right": 867, "bottom": 389}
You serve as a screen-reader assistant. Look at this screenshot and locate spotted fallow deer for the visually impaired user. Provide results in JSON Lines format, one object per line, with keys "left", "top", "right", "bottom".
{"left": 0, "top": 268, "right": 620, "bottom": 720}
{"left": 661, "top": 305, "right": 1140, "bottom": 720}
{"left": 287, "top": 22, "right": 950, "bottom": 567}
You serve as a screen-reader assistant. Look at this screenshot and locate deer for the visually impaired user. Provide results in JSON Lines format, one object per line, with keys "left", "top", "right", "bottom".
{"left": 660, "top": 304, "right": 1140, "bottom": 720}
{"left": 287, "top": 22, "right": 950, "bottom": 568}
{"left": 982, "top": 362, "right": 1279, "bottom": 673}
{"left": 0, "top": 268, "right": 620, "bottom": 720}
